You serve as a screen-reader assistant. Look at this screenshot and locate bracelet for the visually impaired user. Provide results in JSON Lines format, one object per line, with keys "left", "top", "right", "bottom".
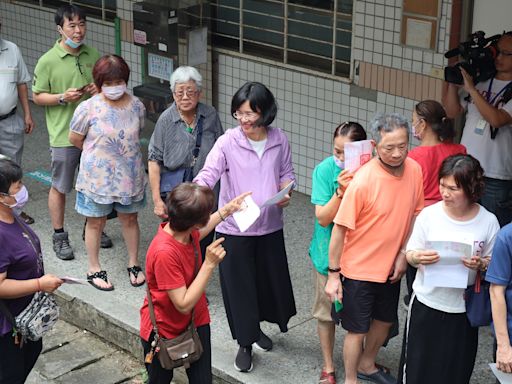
{"left": 335, "top": 188, "right": 343, "bottom": 198}
{"left": 36, "top": 278, "right": 41, "bottom": 292}
{"left": 218, "top": 210, "right": 225, "bottom": 221}
{"left": 328, "top": 267, "right": 341, "bottom": 273}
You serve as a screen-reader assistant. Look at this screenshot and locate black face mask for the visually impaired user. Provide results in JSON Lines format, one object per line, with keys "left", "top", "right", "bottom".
{"left": 378, "top": 155, "right": 405, "bottom": 170}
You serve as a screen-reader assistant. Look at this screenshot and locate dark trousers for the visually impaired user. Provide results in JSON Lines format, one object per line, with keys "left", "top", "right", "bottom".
{"left": 0, "top": 333, "right": 42, "bottom": 384}
{"left": 217, "top": 230, "right": 297, "bottom": 346}
{"left": 141, "top": 324, "right": 212, "bottom": 384}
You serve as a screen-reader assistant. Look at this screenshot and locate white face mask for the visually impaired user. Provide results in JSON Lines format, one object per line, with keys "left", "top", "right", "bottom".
{"left": 333, "top": 155, "right": 344, "bottom": 169}
{"left": 0, "top": 192, "right": 17, "bottom": 209}
{"left": 102, "top": 84, "right": 126, "bottom": 100}
{"left": 14, "top": 185, "right": 29, "bottom": 210}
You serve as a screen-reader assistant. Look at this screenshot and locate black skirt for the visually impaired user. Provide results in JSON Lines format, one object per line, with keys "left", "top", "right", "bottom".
{"left": 399, "top": 295, "right": 478, "bottom": 384}
{"left": 216, "top": 229, "right": 297, "bottom": 346}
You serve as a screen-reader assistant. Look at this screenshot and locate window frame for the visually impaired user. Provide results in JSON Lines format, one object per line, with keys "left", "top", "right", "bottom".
{"left": 209, "top": 0, "right": 354, "bottom": 79}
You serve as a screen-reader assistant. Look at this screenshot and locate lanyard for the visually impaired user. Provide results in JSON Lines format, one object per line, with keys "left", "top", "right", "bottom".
{"left": 486, "top": 77, "right": 512, "bottom": 105}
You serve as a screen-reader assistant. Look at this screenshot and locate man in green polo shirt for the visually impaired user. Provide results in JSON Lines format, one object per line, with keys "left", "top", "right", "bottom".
{"left": 32, "top": 5, "right": 112, "bottom": 260}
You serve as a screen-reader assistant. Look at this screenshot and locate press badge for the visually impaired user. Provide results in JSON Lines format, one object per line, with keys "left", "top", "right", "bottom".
{"left": 474, "top": 119, "right": 487, "bottom": 135}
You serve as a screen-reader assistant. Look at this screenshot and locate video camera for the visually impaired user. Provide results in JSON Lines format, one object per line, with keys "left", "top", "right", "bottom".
{"left": 444, "top": 31, "right": 501, "bottom": 85}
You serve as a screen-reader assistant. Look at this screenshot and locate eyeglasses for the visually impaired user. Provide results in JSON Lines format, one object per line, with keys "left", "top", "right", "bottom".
{"left": 233, "top": 111, "right": 259, "bottom": 120}
{"left": 173, "top": 88, "right": 199, "bottom": 99}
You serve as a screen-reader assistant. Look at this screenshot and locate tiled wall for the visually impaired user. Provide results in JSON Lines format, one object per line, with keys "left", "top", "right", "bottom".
{"left": 1, "top": 0, "right": 453, "bottom": 195}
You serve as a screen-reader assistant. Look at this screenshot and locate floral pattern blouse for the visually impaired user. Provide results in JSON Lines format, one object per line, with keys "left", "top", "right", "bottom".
{"left": 70, "top": 94, "right": 147, "bottom": 205}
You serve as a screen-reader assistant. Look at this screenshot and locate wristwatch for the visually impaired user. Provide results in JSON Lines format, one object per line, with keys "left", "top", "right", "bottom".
{"left": 58, "top": 94, "right": 67, "bottom": 105}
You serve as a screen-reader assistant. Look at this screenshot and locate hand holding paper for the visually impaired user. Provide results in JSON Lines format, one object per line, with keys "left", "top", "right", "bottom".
{"left": 232, "top": 195, "right": 261, "bottom": 232}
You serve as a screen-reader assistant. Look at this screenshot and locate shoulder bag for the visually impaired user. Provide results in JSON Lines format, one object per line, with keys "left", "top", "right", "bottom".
{"left": 0, "top": 217, "right": 59, "bottom": 346}
{"left": 465, "top": 270, "right": 492, "bottom": 327}
{"left": 160, "top": 118, "right": 204, "bottom": 193}
{"left": 146, "top": 243, "right": 203, "bottom": 369}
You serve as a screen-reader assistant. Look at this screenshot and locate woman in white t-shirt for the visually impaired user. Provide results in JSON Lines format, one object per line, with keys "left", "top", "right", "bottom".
{"left": 399, "top": 154, "right": 500, "bottom": 384}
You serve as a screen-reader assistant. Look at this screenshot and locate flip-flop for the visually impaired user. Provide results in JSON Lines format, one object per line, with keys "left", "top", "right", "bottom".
{"left": 87, "top": 270, "right": 114, "bottom": 291}
{"left": 127, "top": 265, "right": 145, "bottom": 287}
{"left": 357, "top": 365, "right": 396, "bottom": 384}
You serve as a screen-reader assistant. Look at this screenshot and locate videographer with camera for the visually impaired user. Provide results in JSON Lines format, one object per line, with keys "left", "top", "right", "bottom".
{"left": 443, "top": 32, "right": 512, "bottom": 227}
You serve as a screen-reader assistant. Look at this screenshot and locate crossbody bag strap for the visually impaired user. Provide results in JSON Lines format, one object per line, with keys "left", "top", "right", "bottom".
{"left": 146, "top": 236, "right": 200, "bottom": 336}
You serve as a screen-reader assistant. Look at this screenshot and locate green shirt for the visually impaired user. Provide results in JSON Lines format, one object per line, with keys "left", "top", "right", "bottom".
{"left": 32, "top": 40, "right": 100, "bottom": 147}
{"left": 309, "top": 156, "right": 342, "bottom": 275}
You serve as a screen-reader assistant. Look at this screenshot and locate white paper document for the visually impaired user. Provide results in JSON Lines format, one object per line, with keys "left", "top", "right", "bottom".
{"left": 232, "top": 182, "right": 295, "bottom": 232}
{"left": 490, "top": 363, "right": 512, "bottom": 384}
{"left": 233, "top": 195, "right": 261, "bottom": 232}
{"left": 60, "top": 276, "right": 88, "bottom": 285}
{"left": 423, "top": 241, "right": 472, "bottom": 288}
{"left": 261, "top": 181, "right": 294, "bottom": 208}
{"left": 344, "top": 140, "right": 373, "bottom": 172}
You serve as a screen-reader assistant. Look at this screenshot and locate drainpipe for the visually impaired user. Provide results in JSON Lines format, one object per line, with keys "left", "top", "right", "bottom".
{"left": 114, "top": 16, "right": 121, "bottom": 56}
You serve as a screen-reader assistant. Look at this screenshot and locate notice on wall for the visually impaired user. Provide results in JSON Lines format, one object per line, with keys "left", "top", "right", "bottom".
{"left": 188, "top": 27, "right": 208, "bottom": 66}
{"left": 133, "top": 29, "right": 147, "bottom": 45}
{"left": 148, "top": 53, "right": 173, "bottom": 82}
{"left": 405, "top": 18, "right": 433, "bottom": 49}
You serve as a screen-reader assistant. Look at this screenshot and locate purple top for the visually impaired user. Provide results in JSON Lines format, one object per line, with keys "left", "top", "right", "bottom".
{"left": 0, "top": 218, "right": 43, "bottom": 336}
{"left": 194, "top": 126, "right": 295, "bottom": 236}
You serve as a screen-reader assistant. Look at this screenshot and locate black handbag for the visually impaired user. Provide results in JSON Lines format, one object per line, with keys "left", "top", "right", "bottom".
{"left": 465, "top": 270, "right": 492, "bottom": 327}
{"left": 145, "top": 243, "right": 203, "bottom": 369}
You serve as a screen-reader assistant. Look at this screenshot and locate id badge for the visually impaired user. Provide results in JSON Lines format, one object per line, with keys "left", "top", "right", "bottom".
{"left": 474, "top": 119, "right": 487, "bottom": 135}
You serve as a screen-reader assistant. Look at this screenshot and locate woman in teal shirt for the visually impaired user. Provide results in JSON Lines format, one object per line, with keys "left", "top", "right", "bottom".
{"left": 309, "top": 122, "right": 366, "bottom": 384}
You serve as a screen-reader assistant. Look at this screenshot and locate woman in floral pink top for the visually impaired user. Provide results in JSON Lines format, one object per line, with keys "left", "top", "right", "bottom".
{"left": 69, "top": 54, "right": 147, "bottom": 291}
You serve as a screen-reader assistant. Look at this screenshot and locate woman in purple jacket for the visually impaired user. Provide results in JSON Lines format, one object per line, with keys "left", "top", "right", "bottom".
{"left": 194, "top": 82, "right": 296, "bottom": 373}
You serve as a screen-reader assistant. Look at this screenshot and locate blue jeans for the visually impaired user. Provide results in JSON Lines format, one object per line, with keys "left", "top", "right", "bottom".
{"left": 481, "top": 177, "right": 512, "bottom": 227}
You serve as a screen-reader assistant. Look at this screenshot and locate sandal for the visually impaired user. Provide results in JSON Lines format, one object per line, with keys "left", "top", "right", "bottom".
{"left": 127, "top": 265, "right": 145, "bottom": 287}
{"left": 319, "top": 368, "right": 336, "bottom": 384}
{"left": 357, "top": 365, "right": 396, "bottom": 384}
{"left": 87, "top": 270, "right": 114, "bottom": 291}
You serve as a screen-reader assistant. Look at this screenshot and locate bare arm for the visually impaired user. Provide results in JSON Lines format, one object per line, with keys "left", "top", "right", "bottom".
{"left": 490, "top": 284, "right": 512, "bottom": 373}
{"left": 324, "top": 224, "right": 346, "bottom": 302}
{"left": 316, "top": 170, "right": 352, "bottom": 227}
{"left": 68, "top": 131, "right": 85, "bottom": 150}
{"left": 442, "top": 82, "right": 465, "bottom": 118}
{"left": 167, "top": 238, "right": 225, "bottom": 314}
{"left": 33, "top": 88, "right": 83, "bottom": 106}
{"left": 148, "top": 160, "right": 167, "bottom": 219}
{"left": 16, "top": 83, "right": 34, "bottom": 134}
{"left": 198, "top": 192, "right": 251, "bottom": 240}
{"left": 0, "top": 272, "right": 62, "bottom": 299}
{"left": 460, "top": 68, "right": 512, "bottom": 128}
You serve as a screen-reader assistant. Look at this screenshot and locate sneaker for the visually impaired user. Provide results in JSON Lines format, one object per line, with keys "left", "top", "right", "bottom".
{"left": 253, "top": 330, "right": 273, "bottom": 351}
{"left": 52, "top": 232, "right": 74, "bottom": 260}
{"left": 234, "top": 345, "right": 253, "bottom": 372}
{"left": 82, "top": 221, "right": 113, "bottom": 249}
{"left": 319, "top": 369, "right": 336, "bottom": 384}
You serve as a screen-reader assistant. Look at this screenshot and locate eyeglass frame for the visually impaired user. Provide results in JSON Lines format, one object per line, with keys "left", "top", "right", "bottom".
{"left": 172, "top": 88, "right": 200, "bottom": 99}
{"left": 232, "top": 111, "right": 260, "bottom": 120}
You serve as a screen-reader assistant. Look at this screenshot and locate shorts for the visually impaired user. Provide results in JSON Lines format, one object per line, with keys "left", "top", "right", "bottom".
{"left": 339, "top": 277, "right": 400, "bottom": 334}
{"left": 312, "top": 269, "right": 334, "bottom": 323}
{"left": 75, "top": 191, "right": 146, "bottom": 217}
{"left": 50, "top": 146, "right": 81, "bottom": 194}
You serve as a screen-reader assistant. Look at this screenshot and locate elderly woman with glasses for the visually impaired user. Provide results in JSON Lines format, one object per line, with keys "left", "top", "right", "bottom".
{"left": 194, "top": 82, "right": 296, "bottom": 373}
{"left": 148, "top": 66, "right": 223, "bottom": 257}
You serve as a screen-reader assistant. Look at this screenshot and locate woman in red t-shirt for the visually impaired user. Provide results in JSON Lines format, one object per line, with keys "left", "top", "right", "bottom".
{"left": 140, "top": 183, "right": 248, "bottom": 384}
{"left": 405, "top": 100, "right": 467, "bottom": 303}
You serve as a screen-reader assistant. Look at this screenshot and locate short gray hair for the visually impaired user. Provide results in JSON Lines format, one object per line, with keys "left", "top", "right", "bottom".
{"left": 170, "top": 66, "right": 203, "bottom": 92}
{"left": 369, "top": 113, "right": 410, "bottom": 143}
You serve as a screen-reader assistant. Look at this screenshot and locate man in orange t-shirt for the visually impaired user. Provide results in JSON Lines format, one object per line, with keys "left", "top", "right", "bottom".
{"left": 325, "top": 114, "right": 424, "bottom": 384}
